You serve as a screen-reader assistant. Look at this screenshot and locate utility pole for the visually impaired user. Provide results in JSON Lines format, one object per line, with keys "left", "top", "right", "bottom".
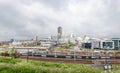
{"left": 74, "top": 46, "right": 76, "bottom": 62}
{"left": 114, "top": 51, "right": 116, "bottom": 64}
{"left": 27, "top": 48, "right": 29, "bottom": 62}
{"left": 55, "top": 50, "right": 57, "bottom": 58}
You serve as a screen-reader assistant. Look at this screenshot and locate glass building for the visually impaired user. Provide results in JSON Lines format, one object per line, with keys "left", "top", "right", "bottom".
{"left": 112, "top": 38, "right": 120, "bottom": 49}
{"left": 100, "top": 40, "right": 114, "bottom": 50}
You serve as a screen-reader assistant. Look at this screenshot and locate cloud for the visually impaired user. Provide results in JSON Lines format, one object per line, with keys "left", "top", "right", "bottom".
{"left": 0, "top": 0, "right": 120, "bottom": 41}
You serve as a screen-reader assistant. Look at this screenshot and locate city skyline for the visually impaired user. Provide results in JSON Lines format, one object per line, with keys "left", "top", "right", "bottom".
{"left": 0, "top": 0, "right": 120, "bottom": 41}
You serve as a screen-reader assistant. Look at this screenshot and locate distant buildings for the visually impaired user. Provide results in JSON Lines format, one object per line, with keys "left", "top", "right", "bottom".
{"left": 51, "top": 26, "right": 77, "bottom": 45}
{"left": 76, "top": 36, "right": 119, "bottom": 50}
{"left": 50, "top": 27, "right": 120, "bottom": 50}
{"left": 0, "top": 26, "right": 120, "bottom": 51}
{"left": 0, "top": 41, "right": 9, "bottom": 46}
{"left": 40, "top": 38, "right": 56, "bottom": 47}
{"left": 10, "top": 40, "right": 35, "bottom": 47}
{"left": 10, "top": 36, "right": 39, "bottom": 47}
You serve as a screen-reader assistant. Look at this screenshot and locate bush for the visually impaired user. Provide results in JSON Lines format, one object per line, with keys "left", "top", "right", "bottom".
{"left": 11, "top": 51, "right": 20, "bottom": 58}
{"left": 0, "top": 51, "right": 9, "bottom": 56}
{"left": 10, "top": 47, "right": 20, "bottom": 58}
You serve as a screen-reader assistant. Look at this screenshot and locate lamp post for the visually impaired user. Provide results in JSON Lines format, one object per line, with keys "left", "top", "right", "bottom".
{"left": 114, "top": 50, "right": 116, "bottom": 65}
{"left": 73, "top": 46, "right": 76, "bottom": 62}
{"left": 26, "top": 43, "right": 30, "bottom": 62}
{"left": 27, "top": 47, "right": 29, "bottom": 62}
{"left": 55, "top": 50, "right": 57, "bottom": 58}
{"left": 105, "top": 47, "right": 108, "bottom": 66}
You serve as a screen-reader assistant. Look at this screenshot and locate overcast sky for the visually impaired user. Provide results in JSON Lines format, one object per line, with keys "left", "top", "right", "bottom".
{"left": 0, "top": 0, "right": 120, "bottom": 41}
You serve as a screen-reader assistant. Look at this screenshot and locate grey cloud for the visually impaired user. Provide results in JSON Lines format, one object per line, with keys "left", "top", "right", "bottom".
{"left": 0, "top": 0, "right": 120, "bottom": 41}
{"left": 36, "top": 0, "right": 69, "bottom": 10}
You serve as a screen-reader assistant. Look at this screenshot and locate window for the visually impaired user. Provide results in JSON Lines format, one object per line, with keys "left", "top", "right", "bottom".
{"left": 103, "top": 42, "right": 113, "bottom": 49}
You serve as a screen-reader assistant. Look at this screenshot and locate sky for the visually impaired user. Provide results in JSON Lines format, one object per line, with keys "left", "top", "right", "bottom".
{"left": 0, "top": 0, "right": 120, "bottom": 41}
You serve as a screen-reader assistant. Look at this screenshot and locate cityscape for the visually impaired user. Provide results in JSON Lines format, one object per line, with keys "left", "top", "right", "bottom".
{"left": 0, "top": 0, "right": 120, "bottom": 73}
{"left": 0, "top": 26, "right": 120, "bottom": 72}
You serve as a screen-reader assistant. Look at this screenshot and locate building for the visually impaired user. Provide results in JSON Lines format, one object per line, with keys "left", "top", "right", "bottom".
{"left": 34, "top": 35, "right": 38, "bottom": 41}
{"left": 57, "top": 26, "right": 62, "bottom": 43}
{"left": 40, "top": 38, "right": 57, "bottom": 47}
{"left": 100, "top": 40, "right": 114, "bottom": 50}
{"left": 79, "top": 37, "right": 116, "bottom": 50}
{"left": 82, "top": 43, "right": 92, "bottom": 49}
{"left": 77, "top": 36, "right": 92, "bottom": 49}
{"left": 91, "top": 39, "right": 100, "bottom": 49}
{"left": 10, "top": 46, "right": 50, "bottom": 55}
{"left": 112, "top": 38, "right": 120, "bottom": 49}
{"left": 58, "top": 26, "right": 62, "bottom": 38}
{"left": 10, "top": 40, "right": 35, "bottom": 47}
{"left": 51, "top": 35, "right": 69, "bottom": 44}
{"left": 0, "top": 41, "right": 9, "bottom": 46}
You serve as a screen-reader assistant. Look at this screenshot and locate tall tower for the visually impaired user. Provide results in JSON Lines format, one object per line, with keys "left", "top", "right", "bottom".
{"left": 34, "top": 35, "right": 38, "bottom": 41}
{"left": 57, "top": 26, "right": 62, "bottom": 43}
{"left": 58, "top": 26, "right": 62, "bottom": 38}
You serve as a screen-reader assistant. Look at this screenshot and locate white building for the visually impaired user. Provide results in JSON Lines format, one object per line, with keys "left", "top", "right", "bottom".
{"left": 10, "top": 40, "right": 35, "bottom": 47}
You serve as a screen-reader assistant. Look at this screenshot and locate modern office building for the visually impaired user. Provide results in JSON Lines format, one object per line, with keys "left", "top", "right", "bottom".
{"left": 112, "top": 38, "right": 120, "bottom": 49}
{"left": 82, "top": 43, "right": 92, "bottom": 49}
{"left": 100, "top": 40, "right": 114, "bottom": 50}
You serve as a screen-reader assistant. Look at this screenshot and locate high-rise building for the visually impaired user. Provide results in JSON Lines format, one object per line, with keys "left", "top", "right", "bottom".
{"left": 57, "top": 26, "right": 62, "bottom": 43}
{"left": 34, "top": 35, "right": 38, "bottom": 41}
{"left": 58, "top": 26, "right": 62, "bottom": 39}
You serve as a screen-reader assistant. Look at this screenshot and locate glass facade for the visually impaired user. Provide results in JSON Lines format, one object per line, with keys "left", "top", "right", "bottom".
{"left": 113, "top": 40, "right": 118, "bottom": 49}
{"left": 103, "top": 42, "right": 113, "bottom": 49}
{"left": 82, "top": 43, "right": 91, "bottom": 49}
{"left": 112, "top": 39, "right": 120, "bottom": 49}
{"left": 119, "top": 40, "right": 120, "bottom": 48}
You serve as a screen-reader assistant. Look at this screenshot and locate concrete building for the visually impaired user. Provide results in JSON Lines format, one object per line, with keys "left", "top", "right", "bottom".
{"left": 40, "top": 38, "right": 57, "bottom": 47}
{"left": 91, "top": 39, "right": 100, "bottom": 49}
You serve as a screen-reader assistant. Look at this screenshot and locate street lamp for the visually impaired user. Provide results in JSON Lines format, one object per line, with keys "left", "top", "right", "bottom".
{"left": 55, "top": 50, "right": 57, "bottom": 58}
{"left": 27, "top": 47, "right": 29, "bottom": 62}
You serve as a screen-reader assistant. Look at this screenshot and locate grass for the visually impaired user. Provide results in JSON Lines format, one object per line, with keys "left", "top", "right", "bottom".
{"left": 1, "top": 56, "right": 120, "bottom": 73}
